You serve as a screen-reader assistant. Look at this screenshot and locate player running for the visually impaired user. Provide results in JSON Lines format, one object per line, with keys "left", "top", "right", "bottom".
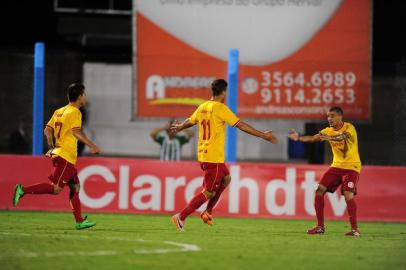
{"left": 12, "top": 83, "right": 101, "bottom": 230}
{"left": 170, "top": 79, "right": 278, "bottom": 231}
{"left": 288, "top": 106, "right": 361, "bottom": 236}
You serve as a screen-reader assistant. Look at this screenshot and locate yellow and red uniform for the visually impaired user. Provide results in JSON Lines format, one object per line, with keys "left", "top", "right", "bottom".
{"left": 319, "top": 122, "right": 361, "bottom": 195}
{"left": 320, "top": 122, "right": 361, "bottom": 173}
{"left": 46, "top": 104, "right": 82, "bottom": 165}
{"left": 189, "top": 100, "right": 240, "bottom": 163}
{"left": 315, "top": 121, "right": 361, "bottom": 231}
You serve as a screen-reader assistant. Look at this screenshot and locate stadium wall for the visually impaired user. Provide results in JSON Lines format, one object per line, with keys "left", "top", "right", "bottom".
{"left": 1, "top": 155, "right": 405, "bottom": 222}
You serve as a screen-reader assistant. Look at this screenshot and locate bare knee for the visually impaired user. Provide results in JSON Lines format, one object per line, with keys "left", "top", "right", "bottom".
{"left": 53, "top": 185, "right": 63, "bottom": 195}
{"left": 316, "top": 185, "right": 327, "bottom": 196}
{"left": 74, "top": 184, "right": 80, "bottom": 193}
{"left": 203, "top": 190, "right": 216, "bottom": 199}
{"left": 222, "top": 175, "right": 231, "bottom": 187}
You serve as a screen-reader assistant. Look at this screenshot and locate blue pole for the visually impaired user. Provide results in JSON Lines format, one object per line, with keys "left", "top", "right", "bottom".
{"left": 226, "top": 49, "right": 239, "bottom": 162}
{"left": 32, "top": 42, "right": 45, "bottom": 155}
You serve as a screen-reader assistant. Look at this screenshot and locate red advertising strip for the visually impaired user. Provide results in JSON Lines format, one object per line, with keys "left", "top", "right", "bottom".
{"left": 1, "top": 155, "right": 405, "bottom": 222}
{"left": 135, "top": 0, "right": 371, "bottom": 119}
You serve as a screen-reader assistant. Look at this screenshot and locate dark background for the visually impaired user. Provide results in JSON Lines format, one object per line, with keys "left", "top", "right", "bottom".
{"left": 0, "top": 0, "right": 405, "bottom": 165}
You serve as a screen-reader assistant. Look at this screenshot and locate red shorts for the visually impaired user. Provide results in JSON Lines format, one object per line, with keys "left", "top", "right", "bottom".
{"left": 200, "top": 162, "right": 230, "bottom": 192}
{"left": 319, "top": 167, "right": 360, "bottom": 195}
{"left": 48, "top": 156, "right": 79, "bottom": 188}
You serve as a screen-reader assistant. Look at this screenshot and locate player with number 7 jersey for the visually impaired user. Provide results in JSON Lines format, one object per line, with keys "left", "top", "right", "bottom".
{"left": 47, "top": 104, "right": 83, "bottom": 164}
{"left": 12, "top": 83, "right": 101, "bottom": 230}
{"left": 170, "top": 79, "right": 278, "bottom": 231}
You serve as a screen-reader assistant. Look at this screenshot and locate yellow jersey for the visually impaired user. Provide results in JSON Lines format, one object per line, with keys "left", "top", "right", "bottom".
{"left": 189, "top": 100, "right": 240, "bottom": 163}
{"left": 320, "top": 122, "right": 361, "bottom": 173}
{"left": 46, "top": 104, "right": 82, "bottom": 164}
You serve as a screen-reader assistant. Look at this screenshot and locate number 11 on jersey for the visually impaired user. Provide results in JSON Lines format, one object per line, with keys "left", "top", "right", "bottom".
{"left": 201, "top": 120, "right": 211, "bottom": 140}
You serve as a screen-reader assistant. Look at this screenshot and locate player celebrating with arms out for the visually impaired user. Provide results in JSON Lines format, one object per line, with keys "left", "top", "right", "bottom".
{"left": 288, "top": 106, "right": 361, "bottom": 236}
{"left": 13, "top": 83, "right": 101, "bottom": 230}
{"left": 170, "top": 79, "right": 278, "bottom": 231}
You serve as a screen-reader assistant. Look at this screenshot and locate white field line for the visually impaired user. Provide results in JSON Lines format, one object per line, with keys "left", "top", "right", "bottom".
{"left": 5, "top": 250, "right": 120, "bottom": 258}
{"left": 0, "top": 232, "right": 200, "bottom": 257}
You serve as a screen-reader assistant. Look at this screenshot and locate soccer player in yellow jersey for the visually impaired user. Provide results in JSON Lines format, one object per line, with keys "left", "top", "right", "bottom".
{"left": 12, "top": 83, "right": 101, "bottom": 230}
{"left": 288, "top": 106, "right": 361, "bottom": 236}
{"left": 170, "top": 79, "right": 278, "bottom": 231}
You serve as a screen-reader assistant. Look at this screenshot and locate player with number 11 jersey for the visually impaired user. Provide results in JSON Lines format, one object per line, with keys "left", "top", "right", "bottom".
{"left": 190, "top": 100, "right": 240, "bottom": 163}
{"left": 170, "top": 79, "right": 278, "bottom": 231}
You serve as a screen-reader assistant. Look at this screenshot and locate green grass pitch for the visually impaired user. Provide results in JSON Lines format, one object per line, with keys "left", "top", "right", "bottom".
{"left": 1, "top": 211, "right": 405, "bottom": 270}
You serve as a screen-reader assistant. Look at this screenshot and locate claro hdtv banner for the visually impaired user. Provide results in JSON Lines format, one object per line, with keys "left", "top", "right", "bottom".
{"left": 134, "top": 0, "right": 371, "bottom": 119}
{"left": 1, "top": 155, "right": 405, "bottom": 222}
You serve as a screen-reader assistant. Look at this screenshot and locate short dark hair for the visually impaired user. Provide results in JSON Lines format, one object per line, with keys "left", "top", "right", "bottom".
{"left": 211, "top": 79, "right": 227, "bottom": 97}
{"left": 67, "top": 83, "right": 85, "bottom": 102}
{"left": 329, "top": 106, "right": 343, "bottom": 115}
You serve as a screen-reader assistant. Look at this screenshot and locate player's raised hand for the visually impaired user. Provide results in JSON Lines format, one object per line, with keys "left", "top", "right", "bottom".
{"left": 288, "top": 129, "right": 300, "bottom": 141}
{"left": 170, "top": 120, "right": 181, "bottom": 134}
{"left": 264, "top": 130, "right": 278, "bottom": 144}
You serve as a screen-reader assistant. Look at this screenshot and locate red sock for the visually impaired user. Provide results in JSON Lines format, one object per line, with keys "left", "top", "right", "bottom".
{"left": 346, "top": 198, "right": 358, "bottom": 230}
{"left": 23, "top": 183, "right": 54, "bottom": 194}
{"left": 179, "top": 192, "right": 207, "bottom": 221}
{"left": 70, "top": 191, "right": 84, "bottom": 223}
{"left": 314, "top": 194, "right": 325, "bottom": 227}
{"left": 206, "top": 184, "right": 226, "bottom": 214}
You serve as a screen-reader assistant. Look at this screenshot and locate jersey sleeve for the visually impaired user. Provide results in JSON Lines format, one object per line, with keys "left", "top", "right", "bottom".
{"left": 219, "top": 104, "right": 240, "bottom": 127}
{"left": 188, "top": 106, "right": 200, "bottom": 124}
{"left": 345, "top": 123, "right": 357, "bottom": 142}
{"left": 46, "top": 111, "right": 56, "bottom": 129}
{"left": 69, "top": 109, "right": 82, "bottom": 130}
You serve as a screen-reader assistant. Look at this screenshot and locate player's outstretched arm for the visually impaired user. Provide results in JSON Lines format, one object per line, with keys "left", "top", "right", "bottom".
{"left": 170, "top": 119, "right": 196, "bottom": 134}
{"left": 235, "top": 121, "right": 278, "bottom": 144}
{"left": 72, "top": 129, "right": 101, "bottom": 154}
{"left": 319, "top": 132, "right": 350, "bottom": 142}
{"left": 288, "top": 129, "right": 321, "bottom": 143}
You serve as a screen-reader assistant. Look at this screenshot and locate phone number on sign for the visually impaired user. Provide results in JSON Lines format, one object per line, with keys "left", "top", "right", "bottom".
{"left": 260, "top": 71, "right": 356, "bottom": 88}
{"left": 260, "top": 88, "right": 355, "bottom": 105}
{"left": 242, "top": 71, "right": 358, "bottom": 105}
